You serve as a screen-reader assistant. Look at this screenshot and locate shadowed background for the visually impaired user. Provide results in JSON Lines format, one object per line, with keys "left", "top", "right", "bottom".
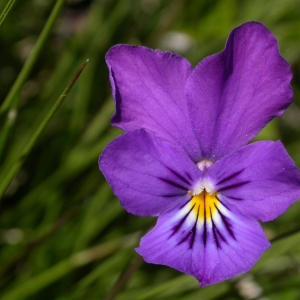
{"left": 0, "top": 0, "right": 300, "bottom": 299}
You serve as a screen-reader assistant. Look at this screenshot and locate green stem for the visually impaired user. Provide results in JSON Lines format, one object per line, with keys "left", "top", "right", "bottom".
{"left": 0, "top": 60, "right": 88, "bottom": 199}
{"left": 104, "top": 255, "right": 144, "bottom": 300}
{"left": 0, "top": 0, "right": 18, "bottom": 29}
{"left": 0, "top": 92, "right": 19, "bottom": 159}
{"left": 0, "top": 0, "right": 66, "bottom": 115}
{"left": 270, "top": 225, "right": 300, "bottom": 243}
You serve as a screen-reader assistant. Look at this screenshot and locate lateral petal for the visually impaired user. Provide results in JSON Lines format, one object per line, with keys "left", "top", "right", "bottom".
{"left": 207, "top": 141, "right": 300, "bottom": 222}
{"left": 99, "top": 129, "right": 202, "bottom": 217}
{"left": 186, "top": 22, "right": 293, "bottom": 160}
{"left": 136, "top": 197, "right": 270, "bottom": 286}
{"left": 106, "top": 45, "right": 201, "bottom": 161}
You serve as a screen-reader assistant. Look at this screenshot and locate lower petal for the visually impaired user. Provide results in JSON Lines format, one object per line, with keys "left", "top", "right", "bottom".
{"left": 136, "top": 196, "right": 270, "bottom": 286}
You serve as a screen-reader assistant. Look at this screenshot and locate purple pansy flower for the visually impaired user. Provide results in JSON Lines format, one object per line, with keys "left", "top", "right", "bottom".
{"left": 99, "top": 22, "right": 300, "bottom": 286}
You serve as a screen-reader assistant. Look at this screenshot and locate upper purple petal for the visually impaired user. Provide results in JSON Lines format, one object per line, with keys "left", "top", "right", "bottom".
{"left": 186, "top": 22, "right": 293, "bottom": 160}
{"left": 99, "top": 129, "right": 202, "bottom": 217}
{"left": 106, "top": 45, "right": 201, "bottom": 161}
{"left": 207, "top": 141, "right": 300, "bottom": 222}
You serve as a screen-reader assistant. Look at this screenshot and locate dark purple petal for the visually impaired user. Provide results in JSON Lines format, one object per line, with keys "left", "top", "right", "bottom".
{"left": 207, "top": 141, "right": 300, "bottom": 222}
{"left": 106, "top": 45, "right": 201, "bottom": 161}
{"left": 99, "top": 129, "right": 202, "bottom": 217}
{"left": 186, "top": 22, "right": 293, "bottom": 160}
{"left": 136, "top": 197, "right": 269, "bottom": 286}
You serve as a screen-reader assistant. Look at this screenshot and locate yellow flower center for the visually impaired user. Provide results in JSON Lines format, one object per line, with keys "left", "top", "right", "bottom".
{"left": 190, "top": 190, "right": 219, "bottom": 221}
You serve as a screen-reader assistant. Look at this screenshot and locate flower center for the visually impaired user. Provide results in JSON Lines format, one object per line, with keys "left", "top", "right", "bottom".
{"left": 190, "top": 189, "right": 219, "bottom": 221}
{"left": 197, "top": 158, "right": 213, "bottom": 171}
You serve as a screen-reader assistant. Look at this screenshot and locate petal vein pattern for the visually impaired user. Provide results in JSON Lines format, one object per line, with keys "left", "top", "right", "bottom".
{"left": 100, "top": 129, "right": 202, "bottom": 217}
{"left": 207, "top": 141, "right": 300, "bottom": 222}
{"left": 171, "top": 191, "right": 235, "bottom": 249}
{"left": 137, "top": 197, "right": 270, "bottom": 287}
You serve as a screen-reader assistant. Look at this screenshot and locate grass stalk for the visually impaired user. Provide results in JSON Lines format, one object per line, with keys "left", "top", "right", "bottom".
{"left": 0, "top": 0, "right": 66, "bottom": 115}
{"left": 0, "top": 60, "right": 88, "bottom": 199}
{"left": 0, "top": 0, "right": 18, "bottom": 29}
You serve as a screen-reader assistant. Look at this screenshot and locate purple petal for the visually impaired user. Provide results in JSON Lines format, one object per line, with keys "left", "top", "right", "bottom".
{"left": 186, "top": 22, "right": 293, "bottom": 160}
{"left": 207, "top": 141, "right": 300, "bottom": 222}
{"left": 99, "top": 129, "right": 202, "bottom": 217}
{"left": 136, "top": 196, "right": 269, "bottom": 286}
{"left": 106, "top": 45, "right": 201, "bottom": 161}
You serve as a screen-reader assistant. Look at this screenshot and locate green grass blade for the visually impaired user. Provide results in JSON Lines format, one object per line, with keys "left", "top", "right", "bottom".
{"left": 0, "top": 0, "right": 66, "bottom": 115}
{"left": 0, "top": 0, "right": 18, "bottom": 29}
{"left": 0, "top": 91, "right": 19, "bottom": 159}
{"left": 0, "top": 60, "right": 88, "bottom": 199}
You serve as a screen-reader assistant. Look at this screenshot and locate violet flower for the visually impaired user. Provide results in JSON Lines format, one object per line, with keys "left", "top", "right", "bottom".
{"left": 99, "top": 22, "right": 300, "bottom": 286}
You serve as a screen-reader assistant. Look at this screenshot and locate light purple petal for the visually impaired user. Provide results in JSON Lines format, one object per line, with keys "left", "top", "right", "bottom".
{"left": 186, "top": 22, "right": 293, "bottom": 160}
{"left": 106, "top": 45, "right": 201, "bottom": 161}
{"left": 207, "top": 141, "right": 300, "bottom": 222}
{"left": 99, "top": 129, "right": 202, "bottom": 217}
{"left": 136, "top": 197, "right": 270, "bottom": 286}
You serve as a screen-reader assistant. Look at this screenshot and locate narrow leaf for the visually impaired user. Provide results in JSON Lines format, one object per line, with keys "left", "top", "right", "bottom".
{"left": 0, "top": 60, "right": 88, "bottom": 199}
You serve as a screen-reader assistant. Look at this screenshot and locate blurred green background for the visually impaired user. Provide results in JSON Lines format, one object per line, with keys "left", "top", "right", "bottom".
{"left": 1, "top": 0, "right": 300, "bottom": 299}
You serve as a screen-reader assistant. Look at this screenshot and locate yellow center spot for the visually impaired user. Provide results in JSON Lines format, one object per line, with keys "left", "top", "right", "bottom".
{"left": 190, "top": 190, "right": 219, "bottom": 221}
